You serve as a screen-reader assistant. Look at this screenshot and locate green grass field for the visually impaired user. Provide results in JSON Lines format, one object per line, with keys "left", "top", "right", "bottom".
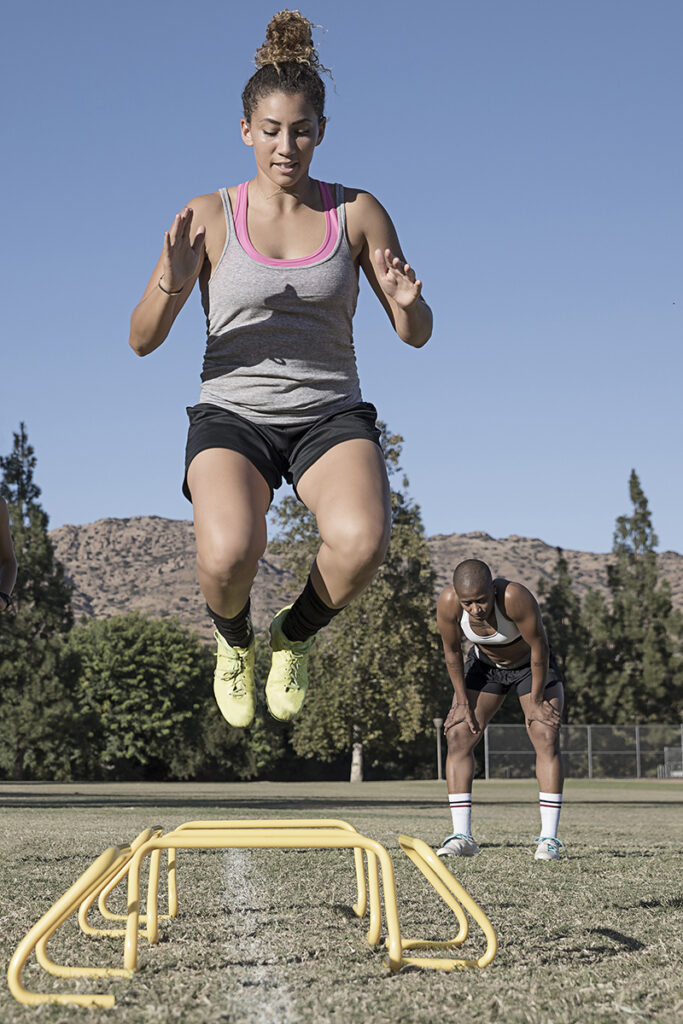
{"left": 1, "top": 779, "right": 681, "bottom": 1023}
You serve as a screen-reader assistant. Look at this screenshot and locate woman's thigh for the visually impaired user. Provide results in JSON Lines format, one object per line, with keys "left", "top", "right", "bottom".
{"left": 519, "top": 682, "right": 565, "bottom": 749}
{"left": 296, "top": 438, "right": 391, "bottom": 550}
{"left": 187, "top": 448, "right": 271, "bottom": 569}
{"left": 446, "top": 689, "right": 507, "bottom": 753}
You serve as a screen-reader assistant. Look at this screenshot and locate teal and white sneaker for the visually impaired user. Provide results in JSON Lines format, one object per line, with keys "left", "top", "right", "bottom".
{"left": 265, "top": 606, "right": 314, "bottom": 721}
{"left": 533, "top": 836, "right": 566, "bottom": 860}
{"left": 436, "top": 833, "right": 480, "bottom": 858}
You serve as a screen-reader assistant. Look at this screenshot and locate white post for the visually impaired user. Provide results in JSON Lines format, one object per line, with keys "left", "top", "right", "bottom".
{"left": 635, "top": 723, "right": 641, "bottom": 779}
{"left": 484, "top": 726, "right": 490, "bottom": 780}
{"left": 587, "top": 724, "right": 593, "bottom": 780}
{"left": 433, "top": 718, "right": 444, "bottom": 781}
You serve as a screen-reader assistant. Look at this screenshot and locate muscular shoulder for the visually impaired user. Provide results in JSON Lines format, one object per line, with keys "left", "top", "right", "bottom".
{"left": 183, "top": 191, "right": 226, "bottom": 272}
{"left": 437, "top": 584, "right": 462, "bottom": 621}
{"left": 186, "top": 191, "right": 224, "bottom": 236}
{"left": 498, "top": 579, "right": 539, "bottom": 621}
{"left": 343, "top": 188, "right": 392, "bottom": 250}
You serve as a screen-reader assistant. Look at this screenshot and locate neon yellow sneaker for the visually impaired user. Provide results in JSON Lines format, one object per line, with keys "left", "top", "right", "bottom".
{"left": 212, "top": 629, "right": 255, "bottom": 728}
{"left": 265, "top": 606, "right": 314, "bottom": 721}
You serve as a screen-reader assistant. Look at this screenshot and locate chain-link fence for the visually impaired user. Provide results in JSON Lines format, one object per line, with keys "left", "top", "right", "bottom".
{"left": 481, "top": 723, "right": 683, "bottom": 779}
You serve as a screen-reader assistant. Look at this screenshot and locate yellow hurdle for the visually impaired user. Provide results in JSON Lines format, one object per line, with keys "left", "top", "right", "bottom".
{"left": 78, "top": 826, "right": 165, "bottom": 937}
{"left": 7, "top": 846, "right": 132, "bottom": 1008}
{"left": 170, "top": 819, "right": 371, "bottom": 920}
{"left": 122, "top": 827, "right": 401, "bottom": 972}
{"left": 396, "top": 835, "right": 498, "bottom": 970}
{"left": 7, "top": 818, "right": 498, "bottom": 1009}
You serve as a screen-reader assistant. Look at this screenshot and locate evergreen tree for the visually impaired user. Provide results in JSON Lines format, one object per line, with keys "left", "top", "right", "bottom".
{"left": 271, "top": 425, "right": 447, "bottom": 780}
{"left": 0, "top": 424, "right": 78, "bottom": 779}
{"left": 600, "top": 470, "right": 683, "bottom": 721}
{"left": 537, "top": 549, "right": 584, "bottom": 680}
{"left": 537, "top": 547, "right": 593, "bottom": 720}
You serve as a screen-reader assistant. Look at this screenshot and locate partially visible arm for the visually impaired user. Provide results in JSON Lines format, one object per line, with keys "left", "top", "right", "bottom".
{"left": 128, "top": 200, "right": 209, "bottom": 357}
{"left": 345, "top": 189, "right": 432, "bottom": 348}
{"left": 505, "top": 583, "right": 559, "bottom": 729}
{"left": 0, "top": 499, "right": 17, "bottom": 610}
{"left": 437, "top": 587, "right": 479, "bottom": 734}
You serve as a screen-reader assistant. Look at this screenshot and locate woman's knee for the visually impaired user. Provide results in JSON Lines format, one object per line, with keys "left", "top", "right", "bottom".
{"left": 323, "top": 516, "right": 390, "bottom": 576}
{"left": 196, "top": 534, "right": 265, "bottom": 590}
{"left": 527, "top": 723, "right": 560, "bottom": 756}
{"left": 446, "top": 723, "right": 479, "bottom": 757}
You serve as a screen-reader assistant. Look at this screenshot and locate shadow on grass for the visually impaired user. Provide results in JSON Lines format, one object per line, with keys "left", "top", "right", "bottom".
{"left": 639, "top": 895, "right": 683, "bottom": 909}
{"left": 588, "top": 927, "right": 645, "bottom": 951}
{"left": 4, "top": 792, "right": 681, "bottom": 811}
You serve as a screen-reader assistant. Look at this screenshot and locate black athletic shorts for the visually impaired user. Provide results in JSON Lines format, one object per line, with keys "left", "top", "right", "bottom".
{"left": 183, "top": 401, "right": 382, "bottom": 504}
{"left": 464, "top": 646, "right": 564, "bottom": 697}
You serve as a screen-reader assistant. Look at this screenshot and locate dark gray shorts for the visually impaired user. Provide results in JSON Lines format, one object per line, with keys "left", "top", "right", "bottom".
{"left": 183, "top": 401, "right": 381, "bottom": 504}
{"left": 464, "top": 646, "right": 564, "bottom": 697}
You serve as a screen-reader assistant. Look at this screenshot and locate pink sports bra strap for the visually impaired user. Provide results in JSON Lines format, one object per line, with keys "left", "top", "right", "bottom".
{"left": 233, "top": 180, "right": 339, "bottom": 268}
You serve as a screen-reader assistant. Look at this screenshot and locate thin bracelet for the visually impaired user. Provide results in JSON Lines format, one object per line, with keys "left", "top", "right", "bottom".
{"left": 158, "top": 278, "right": 184, "bottom": 296}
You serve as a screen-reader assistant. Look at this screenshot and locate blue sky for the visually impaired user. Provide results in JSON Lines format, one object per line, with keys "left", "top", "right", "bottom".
{"left": 2, "top": 0, "right": 681, "bottom": 554}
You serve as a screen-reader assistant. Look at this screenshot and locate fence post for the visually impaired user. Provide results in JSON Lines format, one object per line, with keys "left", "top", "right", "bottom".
{"left": 587, "top": 724, "right": 593, "bottom": 780}
{"left": 635, "top": 724, "right": 641, "bottom": 778}
{"left": 433, "top": 718, "right": 444, "bottom": 781}
{"left": 484, "top": 726, "right": 490, "bottom": 780}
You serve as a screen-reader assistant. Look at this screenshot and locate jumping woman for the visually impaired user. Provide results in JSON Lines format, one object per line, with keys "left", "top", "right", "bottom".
{"left": 129, "top": 10, "right": 432, "bottom": 729}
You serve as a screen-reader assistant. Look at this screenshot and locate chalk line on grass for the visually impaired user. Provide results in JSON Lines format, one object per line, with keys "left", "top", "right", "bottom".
{"left": 220, "top": 849, "right": 298, "bottom": 1024}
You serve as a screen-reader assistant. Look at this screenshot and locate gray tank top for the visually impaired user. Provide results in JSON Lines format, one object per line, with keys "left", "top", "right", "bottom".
{"left": 198, "top": 182, "right": 362, "bottom": 425}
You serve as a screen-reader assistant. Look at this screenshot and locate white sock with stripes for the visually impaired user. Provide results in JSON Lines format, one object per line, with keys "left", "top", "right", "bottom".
{"left": 448, "top": 793, "right": 472, "bottom": 836}
{"left": 539, "top": 792, "right": 563, "bottom": 838}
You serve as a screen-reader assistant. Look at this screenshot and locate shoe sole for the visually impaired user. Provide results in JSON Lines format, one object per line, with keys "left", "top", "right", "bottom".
{"left": 436, "top": 848, "right": 479, "bottom": 858}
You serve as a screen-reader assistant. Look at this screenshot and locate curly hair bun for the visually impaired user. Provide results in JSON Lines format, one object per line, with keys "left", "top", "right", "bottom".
{"left": 255, "top": 10, "right": 321, "bottom": 69}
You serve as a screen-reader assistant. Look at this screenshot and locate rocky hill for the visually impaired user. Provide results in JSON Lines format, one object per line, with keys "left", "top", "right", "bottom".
{"left": 49, "top": 517, "right": 683, "bottom": 641}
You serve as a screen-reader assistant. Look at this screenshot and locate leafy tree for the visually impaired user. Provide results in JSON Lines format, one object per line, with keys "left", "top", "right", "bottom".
{"left": 67, "top": 618, "right": 290, "bottom": 781}
{"left": 271, "top": 425, "right": 447, "bottom": 780}
{"left": 67, "top": 612, "right": 215, "bottom": 779}
{"left": 0, "top": 424, "right": 78, "bottom": 779}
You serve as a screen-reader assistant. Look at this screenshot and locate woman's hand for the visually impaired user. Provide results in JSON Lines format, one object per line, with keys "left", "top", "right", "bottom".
{"left": 159, "top": 207, "right": 206, "bottom": 294}
{"left": 373, "top": 248, "right": 422, "bottom": 309}
{"left": 526, "top": 698, "right": 561, "bottom": 732}
{"left": 444, "top": 701, "right": 479, "bottom": 736}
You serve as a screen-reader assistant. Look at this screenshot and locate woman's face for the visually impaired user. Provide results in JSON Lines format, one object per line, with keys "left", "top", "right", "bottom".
{"left": 241, "top": 90, "right": 325, "bottom": 189}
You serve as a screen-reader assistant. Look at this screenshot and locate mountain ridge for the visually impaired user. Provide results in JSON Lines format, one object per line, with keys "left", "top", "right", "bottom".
{"left": 48, "top": 516, "right": 683, "bottom": 640}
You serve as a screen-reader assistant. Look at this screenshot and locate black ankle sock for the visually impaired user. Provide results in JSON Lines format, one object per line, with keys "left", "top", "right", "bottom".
{"left": 282, "top": 576, "right": 342, "bottom": 643}
{"left": 209, "top": 599, "right": 253, "bottom": 648}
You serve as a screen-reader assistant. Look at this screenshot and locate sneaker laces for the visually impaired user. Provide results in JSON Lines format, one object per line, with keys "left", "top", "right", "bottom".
{"left": 217, "top": 651, "right": 248, "bottom": 697}
{"left": 283, "top": 649, "right": 307, "bottom": 692}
